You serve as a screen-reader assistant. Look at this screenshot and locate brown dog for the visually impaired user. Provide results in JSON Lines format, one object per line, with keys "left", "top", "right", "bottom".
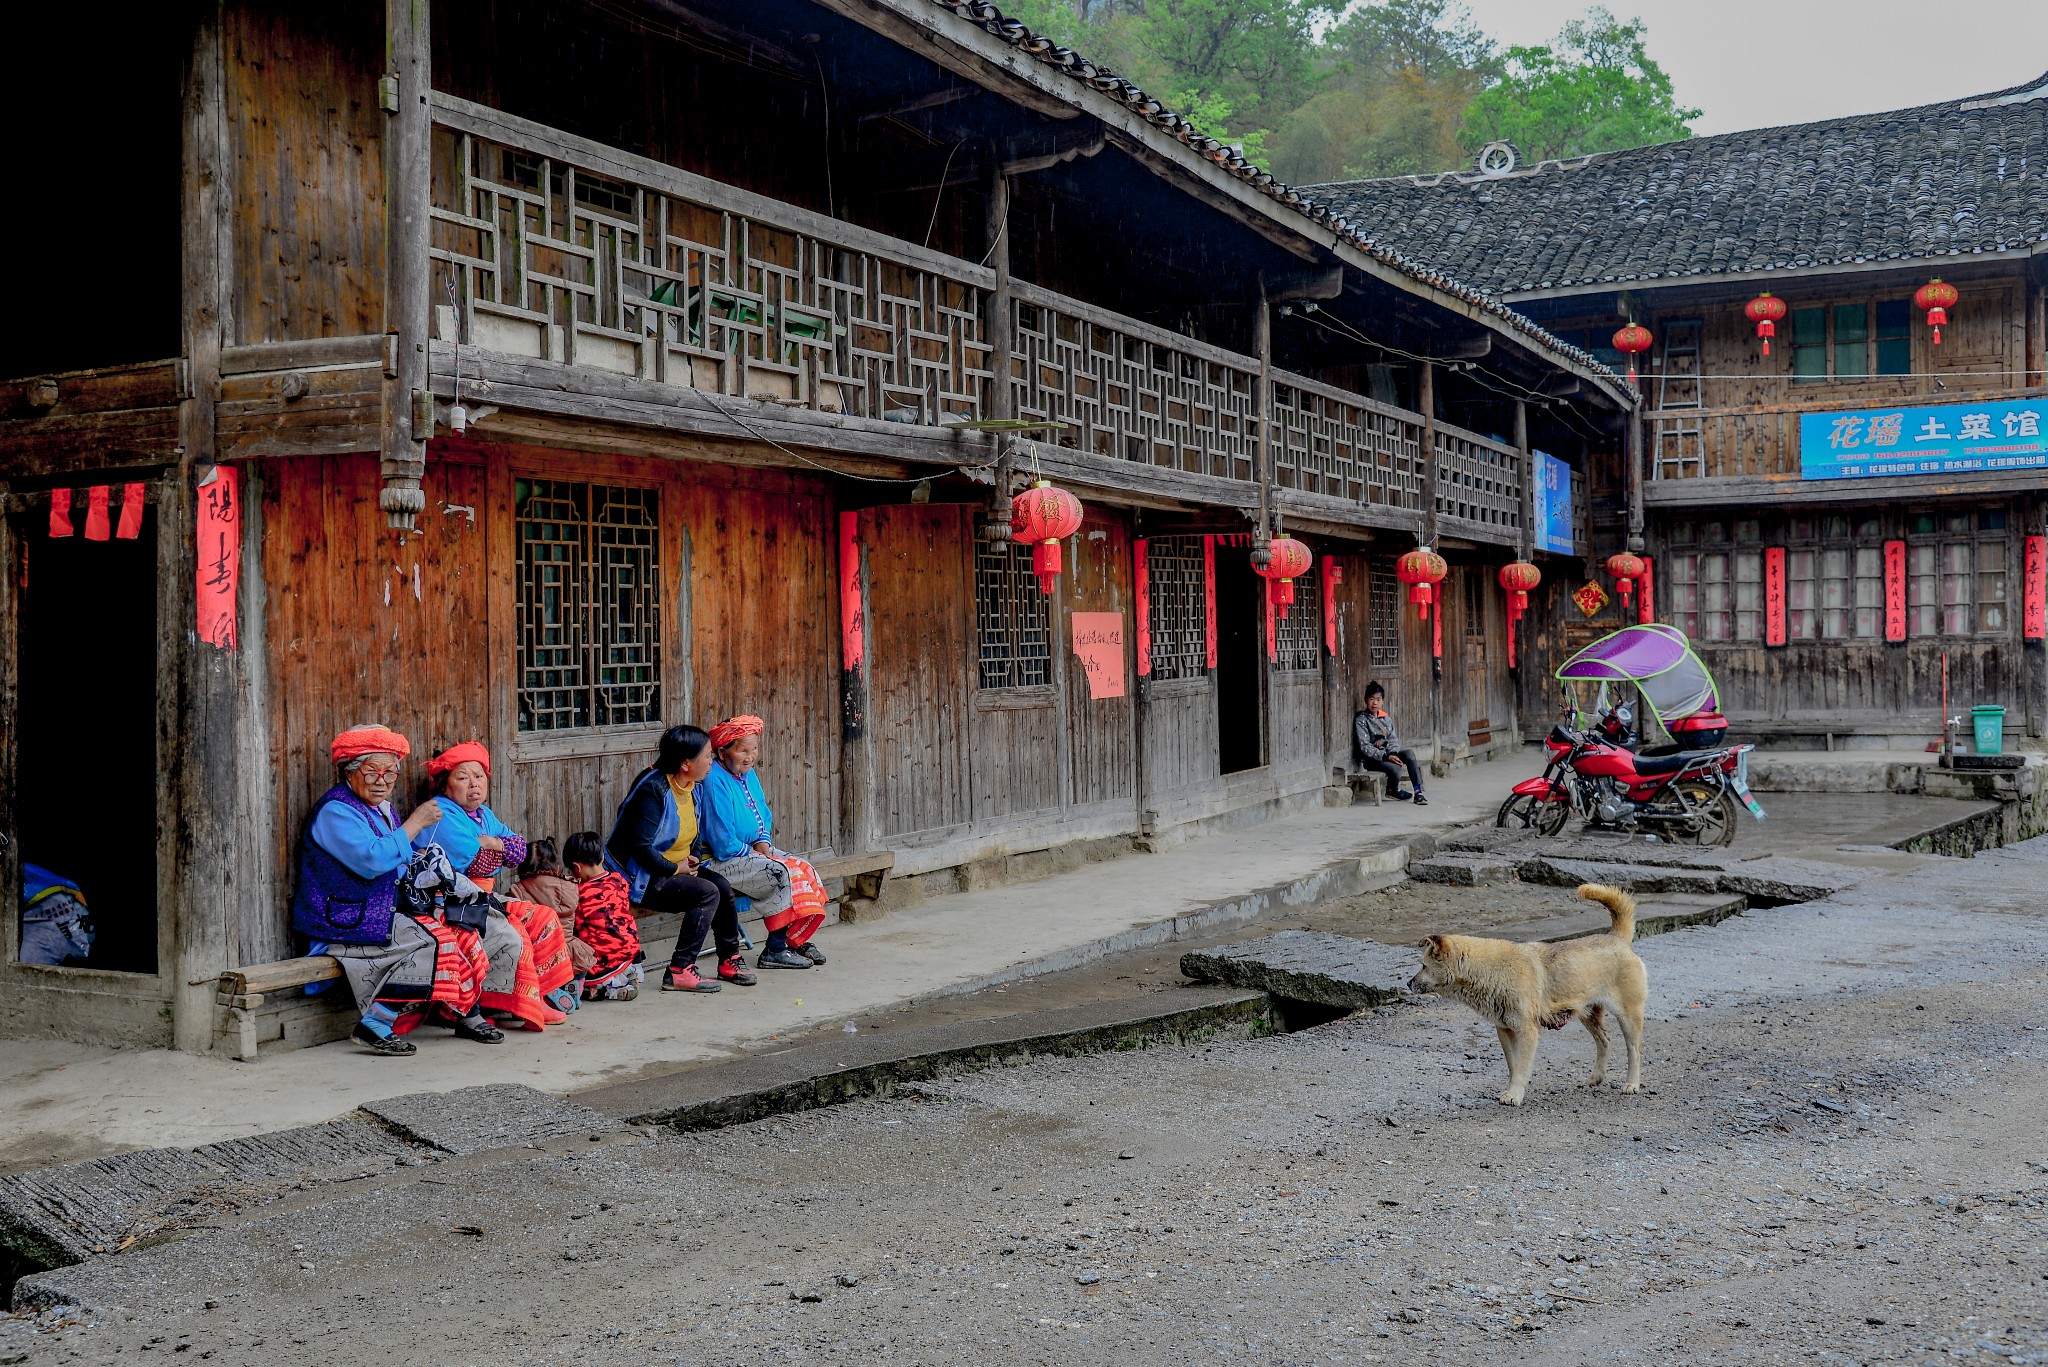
{"left": 1406, "top": 884, "right": 1646, "bottom": 1106}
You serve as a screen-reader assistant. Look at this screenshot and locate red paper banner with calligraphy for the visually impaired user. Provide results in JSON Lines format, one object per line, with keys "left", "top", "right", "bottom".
{"left": 1763, "top": 547, "right": 1786, "bottom": 646}
{"left": 2027, "top": 535, "right": 2047, "bottom": 641}
{"left": 1071, "top": 612, "right": 1127, "bottom": 699}
{"left": 195, "top": 467, "right": 241, "bottom": 650}
{"left": 1321, "top": 559, "right": 1340, "bottom": 656}
{"left": 837, "top": 511, "right": 864, "bottom": 672}
{"left": 1636, "top": 555, "right": 1655, "bottom": 625}
{"left": 1133, "top": 538, "right": 1152, "bottom": 676}
{"left": 1883, "top": 540, "right": 1907, "bottom": 643}
{"left": 1203, "top": 535, "right": 1218, "bottom": 670}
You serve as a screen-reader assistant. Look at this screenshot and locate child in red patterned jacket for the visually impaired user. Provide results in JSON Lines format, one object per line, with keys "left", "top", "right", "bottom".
{"left": 565, "top": 831, "right": 644, "bottom": 1002}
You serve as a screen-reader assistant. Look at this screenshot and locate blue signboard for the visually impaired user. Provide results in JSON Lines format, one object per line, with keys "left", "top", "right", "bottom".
{"left": 1532, "top": 450, "right": 1574, "bottom": 555}
{"left": 1799, "top": 398, "right": 2047, "bottom": 481}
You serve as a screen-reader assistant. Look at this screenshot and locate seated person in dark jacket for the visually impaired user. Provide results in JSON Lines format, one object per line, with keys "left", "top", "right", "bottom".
{"left": 1353, "top": 680, "right": 1426, "bottom": 804}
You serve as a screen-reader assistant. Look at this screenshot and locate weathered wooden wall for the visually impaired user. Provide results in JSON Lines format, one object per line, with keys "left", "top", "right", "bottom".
{"left": 224, "top": 1, "right": 386, "bottom": 345}
{"left": 1063, "top": 512, "right": 1137, "bottom": 808}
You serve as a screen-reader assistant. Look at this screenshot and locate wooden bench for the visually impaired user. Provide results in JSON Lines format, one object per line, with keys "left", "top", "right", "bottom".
{"left": 1332, "top": 765, "right": 1387, "bottom": 806}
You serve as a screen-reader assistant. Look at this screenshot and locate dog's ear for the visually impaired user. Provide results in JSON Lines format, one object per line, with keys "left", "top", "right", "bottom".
{"left": 1420, "top": 934, "right": 1447, "bottom": 958}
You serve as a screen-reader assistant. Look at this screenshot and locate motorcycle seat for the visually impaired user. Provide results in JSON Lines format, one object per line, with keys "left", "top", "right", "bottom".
{"left": 1630, "top": 749, "right": 1714, "bottom": 775}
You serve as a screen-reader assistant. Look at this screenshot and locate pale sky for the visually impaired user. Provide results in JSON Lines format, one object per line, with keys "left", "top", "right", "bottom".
{"left": 1453, "top": 0, "right": 2048, "bottom": 136}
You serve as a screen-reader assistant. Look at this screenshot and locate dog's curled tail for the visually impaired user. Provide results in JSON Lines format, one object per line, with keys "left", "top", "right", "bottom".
{"left": 1576, "top": 883, "right": 1636, "bottom": 942}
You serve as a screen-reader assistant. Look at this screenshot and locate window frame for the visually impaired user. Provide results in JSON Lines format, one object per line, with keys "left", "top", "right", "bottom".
{"left": 1368, "top": 557, "right": 1401, "bottom": 669}
{"left": 1144, "top": 534, "right": 1209, "bottom": 684}
{"left": 975, "top": 536, "right": 1054, "bottom": 694}
{"left": 1273, "top": 565, "right": 1322, "bottom": 674}
{"left": 1789, "top": 300, "right": 1914, "bottom": 381}
{"left": 1904, "top": 510, "right": 2012, "bottom": 640}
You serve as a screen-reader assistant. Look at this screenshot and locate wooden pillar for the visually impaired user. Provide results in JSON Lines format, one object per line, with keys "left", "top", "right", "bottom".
{"left": 171, "top": 5, "right": 235, "bottom": 1052}
{"left": 2030, "top": 500, "right": 2048, "bottom": 741}
{"left": 1252, "top": 279, "right": 1274, "bottom": 551}
{"left": 984, "top": 163, "right": 1013, "bottom": 424}
{"left": 1514, "top": 400, "right": 1534, "bottom": 560}
{"left": 838, "top": 510, "right": 875, "bottom": 856}
{"left": 1626, "top": 403, "right": 1646, "bottom": 554}
{"left": 381, "top": 0, "right": 432, "bottom": 529}
{"left": 1418, "top": 361, "right": 1438, "bottom": 547}
{"left": 2027, "top": 260, "right": 2047, "bottom": 391}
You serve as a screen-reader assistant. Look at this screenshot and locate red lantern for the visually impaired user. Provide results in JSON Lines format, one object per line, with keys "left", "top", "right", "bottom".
{"left": 1914, "top": 279, "right": 1958, "bottom": 345}
{"left": 1253, "top": 536, "right": 1313, "bottom": 612}
{"left": 1498, "top": 560, "right": 1541, "bottom": 669}
{"left": 1611, "top": 323, "right": 1653, "bottom": 385}
{"left": 1605, "top": 551, "right": 1646, "bottom": 606}
{"left": 1395, "top": 548, "right": 1448, "bottom": 619}
{"left": 1009, "top": 480, "right": 1085, "bottom": 595}
{"left": 1744, "top": 292, "right": 1787, "bottom": 356}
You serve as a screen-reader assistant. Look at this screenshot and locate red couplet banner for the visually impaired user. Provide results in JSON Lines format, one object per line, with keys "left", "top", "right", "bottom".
{"left": 1203, "top": 535, "right": 1218, "bottom": 670}
{"left": 1321, "top": 559, "right": 1340, "bottom": 655}
{"left": 195, "top": 467, "right": 241, "bottom": 650}
{"left": 1635, "top": 555, "right": 1655, "bottom": 625}
{"left": 838, "top": 511, "right": 864, "bottom": 672}
{"left": 1763, "top": 547, "right": 1787, "bottom": 647}
{"left": 1883, "top": 540, "right": 1907, "bottom": 643}
{"left": 2026, "top": 535, "right": 2046, "bottom": 641}
{"left": 1133, "top": 538, "right": 1152, "bottom": 676}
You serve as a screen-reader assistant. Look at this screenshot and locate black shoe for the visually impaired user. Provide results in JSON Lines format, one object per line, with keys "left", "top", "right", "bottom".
{"left": 757, "top": 947, "right": 812, "bottom": 970}
{"left": 1388, "top": 789, "right": 1413, "bottom": 801}
{"left": 452, "top": 1016, "right": 506, "bottom": 1044}
{"left": 796, "top": 943, "right": 827, "bottom": 966}
{"left": 1412, "top": 793, "right": 1429, "bottom": 806}
{"left": 351, "top": 1023, "right": 416, "bottom": 1056}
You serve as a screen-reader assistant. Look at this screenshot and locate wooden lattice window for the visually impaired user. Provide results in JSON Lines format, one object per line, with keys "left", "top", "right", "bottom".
{"left": 1146, "top": 536, "right": 1208, "bottom": 682}
{"left": 516, "top": 479, "right": 662, "bottom": 732}
{"left": 1274, "top": 568, "right": 1321, "bottom": 672}
{"left": 1369, "top": 557, "right": 1401, "bottom": 669}
{"left": 1464, "top": 569, "right": 1486, "bottom": 638}
{"left": 976, "top": 539, "right": 1051, "bottom": 690}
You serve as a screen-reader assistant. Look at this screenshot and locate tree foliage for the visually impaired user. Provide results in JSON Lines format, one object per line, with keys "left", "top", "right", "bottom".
{"left": 998, "top": 0, "right": 1697, "bottom": 181}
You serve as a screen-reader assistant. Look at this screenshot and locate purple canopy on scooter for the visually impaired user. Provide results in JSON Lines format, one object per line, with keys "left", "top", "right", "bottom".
{"left": 1555, "top": 623, "right": 1719, "bottom": 728}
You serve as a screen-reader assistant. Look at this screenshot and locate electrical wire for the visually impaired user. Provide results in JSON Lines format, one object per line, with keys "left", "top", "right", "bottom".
{"left": 924, "top": 140, "right": 968, "bottom": 248}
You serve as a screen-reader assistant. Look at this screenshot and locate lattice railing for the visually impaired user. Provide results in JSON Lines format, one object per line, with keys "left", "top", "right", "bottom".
{"left": 429, "top": 96, "right": 991, "bottom": 423}
{"left": 1272, "top": 376, "right": 1427, "bottom": 510}
{"left": 1434, "top": 422, "right": 1523, "bottom": 535}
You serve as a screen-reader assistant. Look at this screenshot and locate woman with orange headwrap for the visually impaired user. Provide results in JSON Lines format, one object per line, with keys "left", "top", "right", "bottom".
{"left": 418, "top": 741, "right": 578, "bottom": 1027}
{"left": 700, "top": 715, "right": 829, "bottom": 971}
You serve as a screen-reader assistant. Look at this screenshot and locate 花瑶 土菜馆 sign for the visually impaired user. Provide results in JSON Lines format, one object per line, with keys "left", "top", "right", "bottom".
{"left": 1800, "top": 399, "right": 2045, "bottom": 481}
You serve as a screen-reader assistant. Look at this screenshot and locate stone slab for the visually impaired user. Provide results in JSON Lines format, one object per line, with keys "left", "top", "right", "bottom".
{"left": 1178, "top": 931, "right": 1416, "bottom": 1009}
{"left": 356, "top": 1084, "right": 624, "bottom": 1156}
{"left": 1514, "top": 857, "right": 1727, "bottom": 895}
{"left": 1433, "top": 825, "right": 1526, "bottom": 855}
{"left": 1407, "top": 853, "right": 1516, "bottom": 886}
{"left": 0, "top": 1148, "right": 222, "bottom": 1269}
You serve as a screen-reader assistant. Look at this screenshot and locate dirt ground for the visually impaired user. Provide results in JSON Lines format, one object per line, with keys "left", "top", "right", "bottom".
{"left": 7, "top": 815, "right": 2048, "bottom": 1364}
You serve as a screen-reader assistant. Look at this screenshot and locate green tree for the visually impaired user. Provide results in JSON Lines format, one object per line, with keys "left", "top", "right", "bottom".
{"left": 1458, "top": 7, "right": 1699, "bottom": 162}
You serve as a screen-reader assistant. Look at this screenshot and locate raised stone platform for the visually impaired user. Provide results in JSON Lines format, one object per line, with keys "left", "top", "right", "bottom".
{"left": 1178, "top": 932, "right": 1415, "bottom": 1010}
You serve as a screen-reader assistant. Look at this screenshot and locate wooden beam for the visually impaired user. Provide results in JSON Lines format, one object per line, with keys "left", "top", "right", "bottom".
{"left": 0, "top": 361, "right": 190, "bottom": 417}
{"left": 802, "top": 0, "right": 1083, "bottom": 122}
{"left": 1644, "top": 467, "right": 2048, "bottom": 508}
{"left": 1626, "top": 405, "right": 1645, "bottom": 553}
{"left": 0, "top": 409, "right": 184, "bottom": 477}
{"left": 381, "top": 0, "right": 431, "bottom": 529}
{"left": 856, "top": 84, "right": 974, "bottom": 124}
{"left": 221, "top": 336, "right": 386, "bottom": 376}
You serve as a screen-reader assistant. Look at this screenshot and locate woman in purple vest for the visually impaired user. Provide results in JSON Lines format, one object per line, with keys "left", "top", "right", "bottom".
{"left": 293, "top": 724, "right": 506, "bottom": 1056}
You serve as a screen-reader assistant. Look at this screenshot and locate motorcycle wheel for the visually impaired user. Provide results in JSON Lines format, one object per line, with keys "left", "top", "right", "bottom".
{"left": 1668, "top": 780, "right": 1738, "bottom": 847}
{"left": 1497, "top": 791, "right": 1570, "bottom": 836}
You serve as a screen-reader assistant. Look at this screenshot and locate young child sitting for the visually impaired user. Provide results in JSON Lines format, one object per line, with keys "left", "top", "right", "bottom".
{"left": 515, "top": 838, "right": 599, "bottom": 988}
{"left": 564, "top": 830, "right": 644, "bottom": 1002}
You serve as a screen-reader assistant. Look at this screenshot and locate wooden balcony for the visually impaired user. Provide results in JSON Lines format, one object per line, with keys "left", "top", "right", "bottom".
{"left": 425, "top": 94, "right": 1527, "bottom": 547}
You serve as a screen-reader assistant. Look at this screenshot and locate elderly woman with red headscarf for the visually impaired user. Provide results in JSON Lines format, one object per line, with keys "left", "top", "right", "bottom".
{"left": 700, "top": 715, "right": 829, "bottom": 971}
{"left": 293, "top": 724, "right": 505, "bottom": 1056}
{"left": 417, "top": 741, "right": 579, "bottom": 1025}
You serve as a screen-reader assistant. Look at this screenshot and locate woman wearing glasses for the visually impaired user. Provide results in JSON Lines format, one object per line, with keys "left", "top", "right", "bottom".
{"left": 292, "top": 724, "right": 507, "bottom": 1056}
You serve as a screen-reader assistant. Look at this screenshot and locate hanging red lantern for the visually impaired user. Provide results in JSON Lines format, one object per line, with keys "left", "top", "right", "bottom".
{"left": 1395, "top": 548, "right": 1448, "bottom": 619}
{"left": 1253, "top": 536, "right": 1314, "bottom": 613}
{"left": 1611, "top": 323, "right": 1653, "bottom": 385}
{"left": 1913, "top": 279, "right": 1958, "bottom": 345}
{"left": 1009, "top": 479, "right": 1085, "bottom": 595}
{"left": 1605, "top": 551, "right": 1646, "bottom": 606}
{"left": 1498, "top": 560, "right": 1541, "bottom": 669}
{"left": 1744, "top": 292, "right": 1787, "bottom": 356}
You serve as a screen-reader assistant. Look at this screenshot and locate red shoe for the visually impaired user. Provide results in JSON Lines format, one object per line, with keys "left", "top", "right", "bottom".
{"left": 718, "top": 956, "right": 758, "bottom": 987}
{"left": 661, "top": 963, "right": 722, "bottom": 993}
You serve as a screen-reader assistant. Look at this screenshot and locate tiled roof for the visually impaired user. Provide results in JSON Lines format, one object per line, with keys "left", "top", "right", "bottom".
{"left": 920, "top": 0, "right": 1627, "bottom": 389}
{"left": 1307, "top": 74, "right": 2048, "bottom": 297}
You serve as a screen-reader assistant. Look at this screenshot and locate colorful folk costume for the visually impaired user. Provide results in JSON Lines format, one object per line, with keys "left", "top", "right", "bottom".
{"left": 418, "top": 741, "right": 575, "bottom": 1028}
{"left": 20, "top": 864, "right": 93, "bottom": 967}
{"left": 294, "top": 727, "right": 500, "bottom": 1049}
{"left": 573, "top": 870, "right": 644, "bottom": 998}
{"left": 700, "top": 716, "right": 828, "bottom": 950}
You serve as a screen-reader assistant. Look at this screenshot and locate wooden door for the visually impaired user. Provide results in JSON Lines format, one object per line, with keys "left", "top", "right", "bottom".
{"left": 862, "top": 504, "right": 974, "bottom": 840}
{"left": 1063, "top": 512, "right": 1135, "bottom": 808}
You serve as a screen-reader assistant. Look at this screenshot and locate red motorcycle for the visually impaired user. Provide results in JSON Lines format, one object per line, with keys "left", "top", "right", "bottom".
{"left": 1498, "top": 703, "right": 1760, "bottom": 846}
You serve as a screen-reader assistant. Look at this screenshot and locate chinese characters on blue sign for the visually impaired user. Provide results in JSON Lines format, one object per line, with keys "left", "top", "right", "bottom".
{"left": 1800, "top": 398, "right": 2046, "bottom": 481}
{"left": 1532, "top": 450, "right": 1575, "bottom": 554}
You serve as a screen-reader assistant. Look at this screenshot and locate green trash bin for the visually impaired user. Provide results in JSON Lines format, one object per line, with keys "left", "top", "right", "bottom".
{"left": 1972, "top": 705, "right": 2006, "bottom": 755}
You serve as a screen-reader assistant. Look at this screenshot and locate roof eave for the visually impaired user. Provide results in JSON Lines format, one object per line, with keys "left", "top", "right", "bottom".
{"left": 1500, "top": 242, "right": 2048, "bottom": 305}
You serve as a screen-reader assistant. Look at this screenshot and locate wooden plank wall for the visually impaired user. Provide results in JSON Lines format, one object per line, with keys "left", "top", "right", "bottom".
{"left": 1064, "top": 513, "right": 1137, "bottom": 808}
{"left": 1143, "top": 680, "right": 1219, "bottom": 806}
{"left": 864, "top": 505, "right": 976, "bottom": 842}
{"left": 224, "top": 1, "right": 386, "bottom": 345}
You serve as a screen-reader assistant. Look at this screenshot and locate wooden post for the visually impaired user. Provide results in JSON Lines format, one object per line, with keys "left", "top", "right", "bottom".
{"left": 381, "top": 0, "right": 432, "bottom": 529}
{"left": 1252, "top": 278, "right": 1274, "bottom": 552}
{"left": 838, "top": 510, "right": 875, "bottom": 856}
{"left": 2030, "top": 500, "right": 2048, "bottom": 741}
{"left": 984, "top": 162, "right": 1013, "bottom": 424}
{"left": 1626, "top": 402, "right": 1646, "bottom": 554}
{"left": 1418, "top": 361, "right": 1438, "bottom": 548}
{"left": 171, "top": 6, "right": 236, "bottom": 1052}
{"left": 1514, "top": 400, "right": 1533, "bottom": 561}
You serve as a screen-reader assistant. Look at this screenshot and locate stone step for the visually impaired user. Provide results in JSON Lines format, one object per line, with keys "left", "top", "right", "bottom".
{"left": 1407, "top": 853, "right": 1517, "bottom": 885}
{"left": 1178, "top": 931, "right": 1416, "bottom": 1010}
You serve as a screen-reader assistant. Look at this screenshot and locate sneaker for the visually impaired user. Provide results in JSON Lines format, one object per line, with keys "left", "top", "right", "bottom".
{"left": 719, "top": 956, "right": 758, "bottom": 986}
{"left": 452, "top": 1016, "right": 506, "bottom": 1044}
{"left": 796, "top": 943, "right": 827, "bottom": 966}
{"left": 546, "top": 987, "right": 580, "bottom": 1014}
{"left": 757, "top": 947, "right": 812, "bottom": 970}
{"left": 350, "top": 1023, "right": 416, "bottom": 1056}
{"left": 661, "top": 964, "right": 722, "bottom": 993}
{"left": 1388, "top": 789, "right": 1413, "bottom": 801}
{"left": 1412, "top": 792, "right": 1429, "bottom": 806}
{"left": 611, "top": 984, "right": 639, "bottom": 1002}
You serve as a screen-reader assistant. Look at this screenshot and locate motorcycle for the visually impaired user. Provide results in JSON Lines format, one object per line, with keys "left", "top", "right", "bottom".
{"left": 1497, "top": 623, "right": 1766, "bottom": 845}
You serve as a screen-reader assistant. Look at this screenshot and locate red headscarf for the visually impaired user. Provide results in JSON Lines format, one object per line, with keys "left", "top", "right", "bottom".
{"left": 331, "top": 725, "right": 410, "bottom": 765}
{"left": 428, "top": 740, "right": 491, "bottom": 778}
{"left": 709, "top": 715, "right": 765, "bottom": 750}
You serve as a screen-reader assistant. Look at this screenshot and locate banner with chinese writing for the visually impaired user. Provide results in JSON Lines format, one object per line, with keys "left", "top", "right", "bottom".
{"left": 1531, "top": 450, "right": 1575, "bottom": 554}
{"left": 195, "top": 466, "right": 240, "bottom": 650}
{"left": 1800, "top": 398, "right": 2046, "bottom": 481}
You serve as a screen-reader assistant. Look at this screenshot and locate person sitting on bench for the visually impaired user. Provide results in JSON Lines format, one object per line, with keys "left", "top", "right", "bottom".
{"left": 564, "top": 831, "right": 643, "bottom": 1002}
{"left": 701, "top": 715, "right": 830, "bottom": 971}
{"left": 1354, "top": 681, "right": 1426, "bottom": 805}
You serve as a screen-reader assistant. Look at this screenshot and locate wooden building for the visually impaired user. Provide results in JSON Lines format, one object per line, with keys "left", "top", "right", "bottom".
{"left": 1321, "top": 78, "right": 2048, "bottom": 746}
{"left": 0, "top": 0, "right": 1627, "bottom": 1051}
